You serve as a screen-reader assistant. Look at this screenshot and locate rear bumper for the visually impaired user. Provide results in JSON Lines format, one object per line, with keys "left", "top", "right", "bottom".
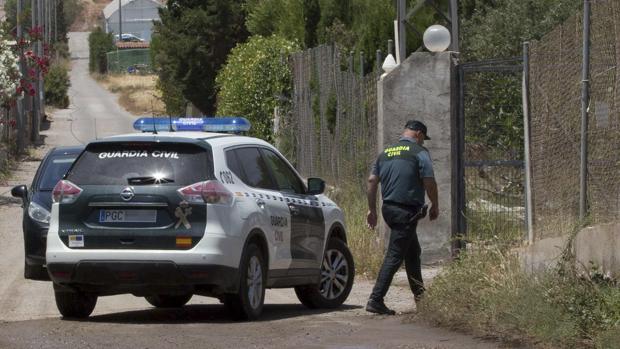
{"left": 47, "top": 261, "right": 239, "bottom": 296}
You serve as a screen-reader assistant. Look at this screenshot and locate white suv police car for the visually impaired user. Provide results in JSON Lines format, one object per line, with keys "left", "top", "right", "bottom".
{"left": 46, "top": 117, "right": 354, "bottom": 320}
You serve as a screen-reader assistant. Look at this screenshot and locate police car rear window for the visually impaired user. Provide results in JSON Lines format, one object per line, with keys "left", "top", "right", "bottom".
{"left": 66, "top": 143, "right": 213, "bottom": 186}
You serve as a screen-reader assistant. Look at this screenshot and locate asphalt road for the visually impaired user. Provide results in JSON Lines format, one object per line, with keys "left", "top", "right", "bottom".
{"left": 0, "top": 33, "right": 505, "bottom": 349}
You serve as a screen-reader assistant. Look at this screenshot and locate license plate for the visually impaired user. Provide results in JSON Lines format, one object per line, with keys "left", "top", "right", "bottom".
{"left": 99, "top": 209, "right": 157, "bottom": 223}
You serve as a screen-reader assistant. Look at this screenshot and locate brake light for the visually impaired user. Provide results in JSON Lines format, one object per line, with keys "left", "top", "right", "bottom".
{"left": 52, "top": 180, "right": 83, "bottom": 204}
{"left": 177, "top": 180, "right": 233, "bottom": 205}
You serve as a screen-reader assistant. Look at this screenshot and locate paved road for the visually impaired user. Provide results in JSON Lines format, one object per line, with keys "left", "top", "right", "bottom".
{"left": 0, "top": 33, "right": 505, "bottom": 348}
{"left": 60, "top": 32, "right": 136, "bottom": 145}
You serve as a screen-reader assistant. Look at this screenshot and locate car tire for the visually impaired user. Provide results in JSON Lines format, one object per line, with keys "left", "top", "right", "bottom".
{"left": 224, "top": 243, "right": 266, "bottom": 321}
{"left": 54, "top": 286, "right": 97, "bottom": 319}
{"left": 24, "top": 261, "right": 49, "bottom": 281}
{"left": 295, "top": 238, "right": 355, "bottom": 309}
{"left": 145, "top": 294, "right": 192, "bottom": 308}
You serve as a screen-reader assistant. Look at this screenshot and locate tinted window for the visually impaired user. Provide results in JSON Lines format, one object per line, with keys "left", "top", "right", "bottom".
{"left": 38, "top": 155, "right": 78, "bottom": 190}
{"left": 67, "top": 143, "right": 212, "bottom": 186}
{"left": 234, "top": 147, "right": 276, "bottom": 190}
{"left": 260, "top": 149, "right": 304, "bottom": 194}
{"left": 225, "top": 150, "right": 246, "bottom": 182}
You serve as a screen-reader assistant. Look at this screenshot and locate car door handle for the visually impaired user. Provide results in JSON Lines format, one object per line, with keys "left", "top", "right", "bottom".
{"left": 256, "top": 198, "right": 266, "bottom": 208}
{"left": 288, "top": 204, "right": 300, "bottom": 215}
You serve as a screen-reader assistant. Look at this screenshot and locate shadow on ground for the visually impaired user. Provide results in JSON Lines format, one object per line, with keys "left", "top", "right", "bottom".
{"left": 73, "top": 303, "right": 361, "bottom": 325}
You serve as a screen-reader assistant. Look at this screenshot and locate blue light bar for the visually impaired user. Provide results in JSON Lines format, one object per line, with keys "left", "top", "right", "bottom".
{"left": 133, "top": 117, "right": 251, "bottom": 133}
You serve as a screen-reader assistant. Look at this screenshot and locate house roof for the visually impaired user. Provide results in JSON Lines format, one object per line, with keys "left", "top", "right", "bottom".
{"left": 115, "top": 41, "right": 150, "bottom": 49}
{"left": 103, "top": 0, "right": 163, "bottom": 19}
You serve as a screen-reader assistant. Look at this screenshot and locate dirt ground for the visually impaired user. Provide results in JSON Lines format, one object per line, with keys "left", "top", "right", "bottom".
{"left": 0, "top": 32, "right": 511, "bottom": 349}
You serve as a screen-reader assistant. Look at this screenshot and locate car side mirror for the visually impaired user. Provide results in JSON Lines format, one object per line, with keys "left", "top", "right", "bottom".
{"left": 307, "top": 178, "right": 325, "bottom": 195}
{"left": 11, "top": 185, "right": 27, "bottom": 199}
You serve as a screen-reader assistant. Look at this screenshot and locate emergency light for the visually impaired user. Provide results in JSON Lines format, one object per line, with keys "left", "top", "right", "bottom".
{"left": 133, "top": 117, "right": 252, "bottom": 133}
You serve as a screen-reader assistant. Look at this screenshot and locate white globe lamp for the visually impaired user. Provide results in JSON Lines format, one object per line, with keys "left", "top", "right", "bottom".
{"left": 423, "top": 25, "right": 451, "bottom": 52}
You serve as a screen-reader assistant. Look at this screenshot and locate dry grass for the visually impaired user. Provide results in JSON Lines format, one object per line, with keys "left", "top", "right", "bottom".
{"left": 328, "top": 182, "right": 385, "bottom": 279}
{"left": 414, "top": 235, "right": 620, "bottom": 348}
{"left": 97, "top": 74, "right": 166, "bottom": 116}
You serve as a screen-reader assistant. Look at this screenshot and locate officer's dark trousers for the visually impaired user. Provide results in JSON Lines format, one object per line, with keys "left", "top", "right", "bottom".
{"left": 370, "top": 203, "right": 424, "bottom": 302}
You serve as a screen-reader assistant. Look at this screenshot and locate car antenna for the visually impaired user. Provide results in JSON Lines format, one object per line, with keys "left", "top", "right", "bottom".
{"left": 150, "top": 100, "right": 157, "bottom": 134}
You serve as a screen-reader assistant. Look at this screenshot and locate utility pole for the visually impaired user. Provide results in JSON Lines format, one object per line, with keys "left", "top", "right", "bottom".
{"left": 30, "top": 0, "right": 37, "bottom": 145}
{"left": 119, "top": 0, "right": 123, "bottom": 41}
{"left": 37, "top": 0, "right": 43, "bottom": 142}
{"left": 54, "top": 0, "right": 57, "bottom": 42}
{"left": 16, "top": 0, "right": 26, "bottom": 153}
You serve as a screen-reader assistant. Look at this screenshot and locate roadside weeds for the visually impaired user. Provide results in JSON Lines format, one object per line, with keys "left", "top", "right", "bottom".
{"left": 412, "top": 231, "right": 620, "bottom": 349}
{"left": 95, "top": 74, "right": 166, "bottom": 116}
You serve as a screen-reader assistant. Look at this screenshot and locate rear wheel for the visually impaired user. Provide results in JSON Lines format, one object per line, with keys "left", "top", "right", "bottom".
{"left": 224, "top": 243, "right": 266, "bottom": 321}
{"left": 295, "top": 238, "right": 355, "bottom": 309}
{"left": 145, "top": 294, "right": 192, "bottom": 308}
{"left": 54, "top": 285, "right": 97, "bottom": 319}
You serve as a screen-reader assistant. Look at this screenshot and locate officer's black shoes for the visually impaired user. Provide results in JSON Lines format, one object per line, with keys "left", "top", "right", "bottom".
{"left": 365, "top": 299, "right": 396, "bottom": 315}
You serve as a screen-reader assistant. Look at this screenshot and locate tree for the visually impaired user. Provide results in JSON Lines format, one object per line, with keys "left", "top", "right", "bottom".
{"left": 3, "top": 0, "right": 81, "bottom": 42}
{"left": 88, "top": 27, "right": 114, "bottom": 74}
{"left": 460, "top": 0, "right": 581, "bottom": 61}
{"left": 458, "top": 0, "right": 581, "bottom": 154}
{"left": 0, "top": 37, "right": 21, "bottom": 108}
{"left": 216, "top": 35, "right": 299, "bottom": 141}
{"left": 151, "top": 0, "right": 249, "bottom": 115}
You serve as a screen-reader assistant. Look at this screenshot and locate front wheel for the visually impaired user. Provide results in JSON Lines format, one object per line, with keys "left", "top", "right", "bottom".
{"left": 54, "top": 285, "right": 97, "bottom": 319}
{"left": 224, "top": 243, "right": 266, "bottom": 320}
{"left": 295, "top": 238, "right": 355, "bottom": 309}
{"left": 145, "top": 294, "right": 192, "bottom": 308}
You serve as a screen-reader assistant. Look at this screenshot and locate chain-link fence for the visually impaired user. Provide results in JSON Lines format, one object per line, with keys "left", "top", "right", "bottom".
{"left": 530, "top": 0, "right": 620, "bottom": 240}
{"left": 106, "top": 49, "right": 152, "bottom": 74}
{"left": 459, "top": 60, "right": 526, "bottom": 242}
{"left": 289, "top": 45, "right": 378, "bottom": 186}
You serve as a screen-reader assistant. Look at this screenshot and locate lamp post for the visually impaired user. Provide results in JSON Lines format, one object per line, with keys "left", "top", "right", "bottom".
{"left": 423, "top": 25, "right": 452, "bottom": 53}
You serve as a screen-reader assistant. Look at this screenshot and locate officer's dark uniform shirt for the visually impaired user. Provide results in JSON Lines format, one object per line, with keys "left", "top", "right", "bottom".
{"left": 371, "top": 136, "right": 435, "bottom": 207}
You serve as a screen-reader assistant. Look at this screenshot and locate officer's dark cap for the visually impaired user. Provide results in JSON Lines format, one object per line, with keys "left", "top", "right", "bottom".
{"left": 405, "top": 120, "right": 431, "bottom": 140}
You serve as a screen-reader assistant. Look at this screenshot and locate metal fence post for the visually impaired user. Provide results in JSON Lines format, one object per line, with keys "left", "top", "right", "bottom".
{"left": 579, "top": 0, "right": 591, "bottom": 221}
{"left": 348, "top": 51, "right": 354, "bottom": 73}
{"left": 376, "top": 49, "right": 383, "bottom": 76}
{"left": 359, "top": 51, "right": 365, "bottom": 78}
{"left": 523, "top": 42, "right": 534, "bottom": 243}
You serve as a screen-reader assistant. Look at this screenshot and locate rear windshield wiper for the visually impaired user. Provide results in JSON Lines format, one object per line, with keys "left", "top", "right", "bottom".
{"left": 127, "top": 176, "right": 175, "bottom": 185}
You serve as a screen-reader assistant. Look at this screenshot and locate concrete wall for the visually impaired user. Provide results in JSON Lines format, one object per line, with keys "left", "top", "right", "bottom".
{"left": 520, "top": 222, "right": 620, "bottom": 277}
{"left": 377, "top": 52, "right": 456, "bottom": 262}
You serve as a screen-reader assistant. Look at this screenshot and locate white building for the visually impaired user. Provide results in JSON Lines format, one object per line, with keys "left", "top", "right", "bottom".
{"left": 103, "top": 0, "right": 163, "bottom": 42}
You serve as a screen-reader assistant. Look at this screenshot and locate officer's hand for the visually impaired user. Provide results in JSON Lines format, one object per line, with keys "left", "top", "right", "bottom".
{"left": 366, "top": 210, "right": 377, "bottom": 229}
{"left": 429, "top": 205, "right": 439, "bottom": 221}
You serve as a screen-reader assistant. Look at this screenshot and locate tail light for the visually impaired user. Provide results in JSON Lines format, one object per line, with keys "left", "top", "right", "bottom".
{"left": 177, "top": 180, "right": 233, "bottom": 205}
{"left": 52, "top": 180, "right": 83, "bottom": 204}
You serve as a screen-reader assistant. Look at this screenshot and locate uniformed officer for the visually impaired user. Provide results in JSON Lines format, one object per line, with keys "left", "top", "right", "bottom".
{"left": 365, "top": 120, "right": 439, "bottom": 315}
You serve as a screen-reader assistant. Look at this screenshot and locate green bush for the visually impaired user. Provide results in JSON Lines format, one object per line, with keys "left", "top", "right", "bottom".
{"left": 216, "top": 35, "right": 299, "bottom": 142}
{"left": 88, "top": 27, "right": 114, "bottom": 74}
{"left": 44, "top": 63, "right": 70, "bottom": 108}
{"left": 417, "top": 236, "right": 620, "bottom": 348}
